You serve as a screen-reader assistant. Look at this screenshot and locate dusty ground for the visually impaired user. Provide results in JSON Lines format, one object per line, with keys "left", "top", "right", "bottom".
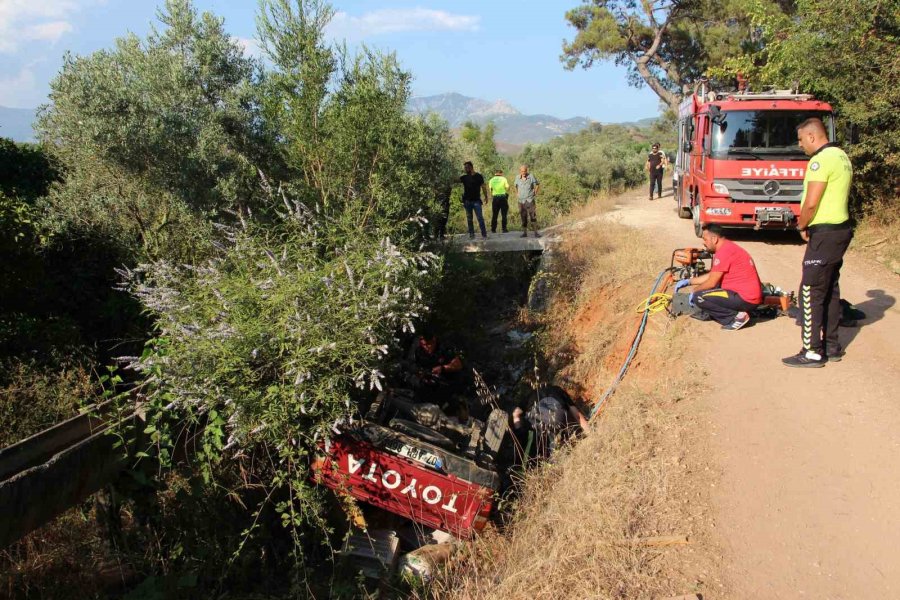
{"left": 607, "top": 185, "right": 900, "bottom": 598}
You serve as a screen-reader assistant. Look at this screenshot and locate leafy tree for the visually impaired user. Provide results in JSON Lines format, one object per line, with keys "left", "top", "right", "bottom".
{"left": 516, "top": 123, "right": 663, "bottom": 213}
{"left": 38, "top": 0, "right": 270, "bottom": 261}
{"left": 561, "top": 0, "right": 791, "bottom": 109}
{"left": 257, "top": 0, "right": 455, "bottom": 229}
{"left": 114, "top": 0, "right": 457, "bottom": 575}
{"left": 731, "top": 0, "right": 900, "bottom": 205}
{"left": 460, "top": 121, "right": 505, "bottom": 174}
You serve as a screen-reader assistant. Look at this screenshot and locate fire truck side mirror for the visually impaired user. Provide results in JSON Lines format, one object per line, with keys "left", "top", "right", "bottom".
{"left": 682, "top": 141, "right": 693, "bottom": 153}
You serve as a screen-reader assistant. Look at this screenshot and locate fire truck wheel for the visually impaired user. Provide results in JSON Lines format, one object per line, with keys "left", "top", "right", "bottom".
{"left": 678, "top": 191, "right": 692, "bottom": 219}
{"left": 692, "top": 204, "right": 703, "bottom": 238}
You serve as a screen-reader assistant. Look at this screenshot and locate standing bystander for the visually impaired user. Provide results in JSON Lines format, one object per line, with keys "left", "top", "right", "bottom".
{"left": 488, "top": 169, "right": 510, "bottom": 233}
{"left": 782, "top": 117, "right": 853, "bottom": 368}
{"left": 459, "top": 161, "right": 489, "bottom": 240}
{"left": 646, "top": 143, "right": 668, "bottom": 200}
{"left": 514, "top": 165, "right": 541, "bottom": 238}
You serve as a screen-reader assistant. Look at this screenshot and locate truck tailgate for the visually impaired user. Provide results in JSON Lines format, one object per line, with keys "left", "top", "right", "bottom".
{"left": 312, "top": 425, "right": 497, "bottom": 538}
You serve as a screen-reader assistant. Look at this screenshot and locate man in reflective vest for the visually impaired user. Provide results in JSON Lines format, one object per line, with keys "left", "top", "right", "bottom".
{"left": 782, "top": 117, "right": 853, "bottom": 368}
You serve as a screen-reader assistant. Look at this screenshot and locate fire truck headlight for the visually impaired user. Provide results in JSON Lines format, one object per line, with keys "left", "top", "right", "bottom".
{"left": 712, "top": 182, "right": 729, "bottom": 195}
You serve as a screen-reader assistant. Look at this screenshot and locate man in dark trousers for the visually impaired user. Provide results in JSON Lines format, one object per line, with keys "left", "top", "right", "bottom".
{"left": 488, "top": 169, "right": 510, "bottom": 233}
{"left": 783, "top": 117, "right": 853, "bottom": 368}
{"left": 459, "top": 161, "right": 489, "bottom": 239}
{"left": 514, "top": 165, "right": 541, "bottom": 238}
{"left": 646, "top": 143, "right": 667, "bottom": 200}
{"left": 676, "top": 223, "right": 763, "bottom": 331}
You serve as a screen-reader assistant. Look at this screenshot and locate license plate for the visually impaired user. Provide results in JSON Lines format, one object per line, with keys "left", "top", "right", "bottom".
{"left": 384, "top": 439, "right": 444, "bottom": 470}
{"left": 756, "top": 207, "right": 791, "bottom": 222}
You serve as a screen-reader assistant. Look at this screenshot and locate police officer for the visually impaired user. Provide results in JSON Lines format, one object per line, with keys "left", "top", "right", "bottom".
{"left": 782, "top": 117, "right": 853, "bottom": 368}
{"left": 488, "top": 169, "right": 510, "bottom": 233}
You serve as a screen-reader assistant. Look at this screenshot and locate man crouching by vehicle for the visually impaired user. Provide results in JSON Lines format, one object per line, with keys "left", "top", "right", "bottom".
{"left": 403, "top": 327, "right": 465, "bottom": 412}
{"left": 676, "top": 224, "right": 763, "bottom": 331}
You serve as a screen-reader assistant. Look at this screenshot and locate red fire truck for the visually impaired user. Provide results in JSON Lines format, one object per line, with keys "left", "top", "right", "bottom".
{"left": 673, "top": 85, "right": 834, "bottom": 236}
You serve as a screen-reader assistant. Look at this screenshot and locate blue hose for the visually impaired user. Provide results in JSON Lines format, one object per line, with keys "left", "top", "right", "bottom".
{"left": 589, "top": 268, "right": 670, "bottom": 419}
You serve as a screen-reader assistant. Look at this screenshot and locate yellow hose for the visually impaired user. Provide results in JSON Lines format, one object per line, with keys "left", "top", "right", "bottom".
{"left": 634, "top": 292, "right": 672, "bottom": 315}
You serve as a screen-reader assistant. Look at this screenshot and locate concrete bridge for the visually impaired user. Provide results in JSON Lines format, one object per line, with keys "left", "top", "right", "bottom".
{"left": 447, "top": 229, "right": 562, "bottom": 253}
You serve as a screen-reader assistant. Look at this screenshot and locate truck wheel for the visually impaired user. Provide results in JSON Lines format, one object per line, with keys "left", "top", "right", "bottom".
{"left": 692, "top": 204, "right": 703, "bottom": 238}
{"left": 678, "top": 192, "right": 692, "bottom": 219}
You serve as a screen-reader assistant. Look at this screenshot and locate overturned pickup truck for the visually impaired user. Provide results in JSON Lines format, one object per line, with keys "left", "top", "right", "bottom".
{"left": 311, "top": 389, "right": 508, "bottom": 538}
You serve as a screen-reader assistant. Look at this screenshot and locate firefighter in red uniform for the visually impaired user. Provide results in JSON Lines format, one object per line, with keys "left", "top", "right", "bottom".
{"left": 676, "top": 223, "right": 763, "bottom": 330}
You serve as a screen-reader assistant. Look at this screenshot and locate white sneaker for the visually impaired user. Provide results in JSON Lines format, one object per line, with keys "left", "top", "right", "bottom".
{"left": 722, "top": 311, "right": 750, "bottom": 331}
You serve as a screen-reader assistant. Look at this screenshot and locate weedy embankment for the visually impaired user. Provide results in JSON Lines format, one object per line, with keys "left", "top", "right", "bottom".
{"left": 853, "top": 200, "right": 900, "bottom": 275}
{"left": 426, "top": 213, "right": 722, "bottom": 599}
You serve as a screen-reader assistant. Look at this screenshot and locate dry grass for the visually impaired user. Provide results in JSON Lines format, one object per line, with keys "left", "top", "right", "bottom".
{"left": 424, "top": 217, "right": 719, "bottom": 599}
{"left": 853, "top": 197, "right": 900, "bottom": 275}
{"left": 0, "top": 504, "right": 130, "bottom": 599}
{"left": 551, "top": 192, "right": 618, "bottom": 228}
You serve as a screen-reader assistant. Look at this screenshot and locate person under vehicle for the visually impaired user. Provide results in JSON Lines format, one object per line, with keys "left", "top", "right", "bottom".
{"left": 511, "top": 385, "right": 588, "bottom": 462}
{"left": 404, "top": 328, "right": 465, "bottom": 411}
{"left": 675, "top": 223, "right": 763, "bottom": 331}
{"left": 782, "top": 117, "right": 853, "bottom": 368}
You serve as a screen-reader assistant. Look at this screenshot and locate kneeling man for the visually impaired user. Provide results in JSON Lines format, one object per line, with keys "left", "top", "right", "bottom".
{"left": 676, "top": 224, "right": 763, "bottom": 330}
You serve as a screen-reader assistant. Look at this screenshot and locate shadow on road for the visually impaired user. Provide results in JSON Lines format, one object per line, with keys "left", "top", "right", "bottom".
{"left": 840, "top": 289, "right": 896, "bottom": 350}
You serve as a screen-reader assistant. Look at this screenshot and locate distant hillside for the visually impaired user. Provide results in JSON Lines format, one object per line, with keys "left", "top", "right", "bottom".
{"left": 615, "top": 116, "right": 659, "bottom": 129}
{"left": 408, "top": 93, "right": 594, "bottom": 146}
{"left": 0, "top": 106, "right": 37, "bottom": 143}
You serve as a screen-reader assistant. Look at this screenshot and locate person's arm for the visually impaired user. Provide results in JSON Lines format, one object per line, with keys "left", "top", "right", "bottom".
{"left": 532, "top": 177, "right": 540, "bottom": 196}
{"left": 431, "top": 355, "right": 463, "bottom": 376}
{"left": 568, "top": 405, "right": 589, "bottom": 430}
{"left": 646, "top": 159, "right": 651, "bottom": 172}
{"left": 481, "top": 182, "right": 490, "bottom": 204}
{"left": 688, "top": 270, "right": 724, "bottom": 292}
{"left": 797, "top": 181, "right": 827, "bottom": 242}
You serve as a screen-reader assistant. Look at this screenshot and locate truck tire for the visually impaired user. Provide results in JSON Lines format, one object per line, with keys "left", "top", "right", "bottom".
{"left": 677, "top": 189, "right": 692, "bottom": 219}
{"left": 693, "top": 203, "right": 703, "bottom": 238}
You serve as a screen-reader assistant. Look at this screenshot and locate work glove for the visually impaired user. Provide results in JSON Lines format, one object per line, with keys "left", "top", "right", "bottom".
{"left": 688, "top": 292, "right": 696, "bottom": 307}
{"left": 674, "top": 279, "right": 691, "bottom": 292}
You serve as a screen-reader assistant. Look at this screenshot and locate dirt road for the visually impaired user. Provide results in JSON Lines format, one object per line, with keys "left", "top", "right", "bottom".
{"left": 607, "top": 187, "right": 900, "bottom": 598}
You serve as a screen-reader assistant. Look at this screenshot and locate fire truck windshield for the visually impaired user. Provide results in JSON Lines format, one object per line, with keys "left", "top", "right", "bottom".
{"left": 711, "top": 110, "right": 833, "bottom": 160}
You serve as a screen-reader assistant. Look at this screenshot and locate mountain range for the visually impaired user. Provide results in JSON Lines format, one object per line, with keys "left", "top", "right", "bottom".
{"left": 1, "top": 94, "right": 655, "bottom": 148}
{"left": 407, "top": 93, "right": 595, "bottom": 147}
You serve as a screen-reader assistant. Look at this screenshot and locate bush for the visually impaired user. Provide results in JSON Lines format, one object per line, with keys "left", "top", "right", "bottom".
{"left": 0, "top": 357, "right": 97, "bottom": 447}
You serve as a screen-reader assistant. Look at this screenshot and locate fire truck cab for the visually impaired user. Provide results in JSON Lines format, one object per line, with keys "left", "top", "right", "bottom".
{"left": 673, "top": 87, "right": 834, "bottom": 237}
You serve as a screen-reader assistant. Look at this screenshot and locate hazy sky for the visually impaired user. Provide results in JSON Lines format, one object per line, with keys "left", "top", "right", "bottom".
{"left": 0, "top": 0, "right": 662, "bottom": 122}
